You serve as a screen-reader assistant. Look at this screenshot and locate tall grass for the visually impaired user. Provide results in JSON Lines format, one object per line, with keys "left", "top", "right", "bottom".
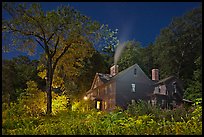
{"left": 2, "top": 98, "right": 202, "bottom": 135}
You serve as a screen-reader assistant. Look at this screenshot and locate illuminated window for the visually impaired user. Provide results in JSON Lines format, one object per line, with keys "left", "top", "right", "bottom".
{"left": 96, "top": 101, "right": 101, "bottom": 109}
{"left": 131, "top": 84, "right": 136, "bottom": 92}
{"left": 104, "top": 101, "right": 107, "bottom": 109}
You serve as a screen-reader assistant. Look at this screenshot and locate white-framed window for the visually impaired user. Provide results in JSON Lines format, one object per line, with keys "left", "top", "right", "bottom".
{"left": 172, "top": 82, "right": 177, "bottom": 93}
{"left": 131, "top": 99, "right": 135, "bottom": 104}
{"left": 148, "top": 100, "right": 151, "bottom": 104}
{"left": 131, "top": 84, "right": 136, "bottom": 92}
{"left": 152, "top": 98, "right": 157, "bottom": 106}
{"left": 158, "top": 85, "right": 161, "bottom": 93}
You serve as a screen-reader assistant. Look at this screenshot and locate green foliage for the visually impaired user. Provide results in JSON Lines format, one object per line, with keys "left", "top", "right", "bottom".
{"left": 152, "top": 6, "right": 201, "bottom": 83}
{"left": 2, "top": 2, "right": 118, "bottom": 114}
{"left": 2, "top": 56, "right": 42, "bottom": 104}
{"left": 52, "top": 93, "right": 69, "bottom": 115}
{"left": 139, "top": 43, "right": 154, "bottom": 77}
{"left": 2, "top": 98, "right": 202, "bottom": 135}
{"left": 126, "top": 100, "right": 159, "bottom": 116}
{"left": 71, "top": 99, "right": 95, "bottom": 112}
{"left": 184, "top": 56, "right": 202, "bottom": 101}
{"left": 117, "top": 40, "right": 142, "bottom": 72}
{"left": 19, "top": 80, "right": 47, "bottom": 116}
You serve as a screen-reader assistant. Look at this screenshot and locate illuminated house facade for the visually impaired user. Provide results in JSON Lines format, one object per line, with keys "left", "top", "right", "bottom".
{"left": 85, "top": 64, "right": 187, "bottom": 111}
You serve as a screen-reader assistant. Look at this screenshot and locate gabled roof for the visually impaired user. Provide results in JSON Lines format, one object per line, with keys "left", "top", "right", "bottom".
{"left": 153, "top": 75, "right": 183, "bottom": 89}
{"left": 90, "top": 73, "right": 112, "bottom": 90}
{"left": 89, "top": 63, "right": 154, "bottom": 90}
{"left": 110, "top": 64, "right": 153, "bottom": 82}
{"left": 154, "top": 76, "right": 176, "bottom": 85}
{"left": 98, "top": 73, "right": 112, "bottom": 83}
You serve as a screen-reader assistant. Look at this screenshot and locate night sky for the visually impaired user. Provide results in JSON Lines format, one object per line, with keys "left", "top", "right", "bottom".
{"left": 2, "top": 2, "right": 201, "bottom": 60}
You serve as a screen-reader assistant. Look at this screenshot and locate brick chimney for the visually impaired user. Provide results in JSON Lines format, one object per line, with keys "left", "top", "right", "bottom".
{"left": 110, "top": 65, "right": 118, "bottom": 76}
{"left": 152, "top": 69, "right": 159, "bottom": 80}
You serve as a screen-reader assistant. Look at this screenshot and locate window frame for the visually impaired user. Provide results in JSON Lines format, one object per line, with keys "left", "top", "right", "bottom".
{"left": 131, "top": 83, "right": 136, "bottom": 92}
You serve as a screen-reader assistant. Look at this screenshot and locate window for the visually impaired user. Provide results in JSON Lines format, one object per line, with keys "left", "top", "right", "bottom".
{"left": 152, "top": 98, "right": 157, "bottom": 106}
{"left": 96, "top": 101, "right": 101, "bottom": 110}
{"left": 104, "top": 101, "right": 107, "bottom": 110}
{"left": 161, "top": 99, "right": 166, "bottom": 108}
{"left": 158, "top": 86, "right": 161, "bottom": 93}
{"left": 105, "top": 86, "right": 108, "bottom": 94}
{"left": 131, "top": 99, "right": 135, "bottom": 104}
{"left": 166, "top": 90, "right": 168, "bottom": 95}
{"left": 134, "top": 68, "right": 137, "bottom": 76}
{"left": 131, "top": 84, "right": 136, "bottom": 92}
{"left": 148, "top": 100, "right": 151, "bottom": 104}
{"left": 172, "top": 82, "right": 177, "bottom": 93}
{"left": 109, "top": 84, "right": 112, "bottom": 89}
{"left": 109, "top": 99, "right": 112, "bottom": 108}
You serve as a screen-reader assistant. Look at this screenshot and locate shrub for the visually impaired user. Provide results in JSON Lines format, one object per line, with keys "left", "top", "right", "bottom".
{"left": 2, "top": 98, "right": 202, "bottom": 135}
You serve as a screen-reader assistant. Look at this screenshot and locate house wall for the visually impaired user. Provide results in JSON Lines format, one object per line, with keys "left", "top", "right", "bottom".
{"left": 101, "top": 82, "right": 116, "bottom": 111}
{"left": 87, "top": 81, "right": 116, "bottom": 111}
{"left": 92, "top": 75, "right": 104, "bottom": 89}
{"left": 153, "top": 85, "right": 167, "bottom": 95}
{"left": 115, "top": 64, "right": 155, "bottom": 109}
{"left": 151, "top": 79, "right": 184, "bottom": 109}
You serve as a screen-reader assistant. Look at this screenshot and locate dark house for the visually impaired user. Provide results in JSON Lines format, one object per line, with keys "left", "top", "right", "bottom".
{"left": 85, "top": 64, "right": 189, "bottom": 111}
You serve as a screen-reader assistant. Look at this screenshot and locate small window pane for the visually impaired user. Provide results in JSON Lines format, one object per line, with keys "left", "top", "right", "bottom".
{"left": 134, "top": 68, "right": 137, "bottom": 75}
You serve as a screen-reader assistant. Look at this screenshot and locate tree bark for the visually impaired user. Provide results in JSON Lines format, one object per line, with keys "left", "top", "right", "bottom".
{"left": 46, "top": 56, "right": 53, "bottom": 115}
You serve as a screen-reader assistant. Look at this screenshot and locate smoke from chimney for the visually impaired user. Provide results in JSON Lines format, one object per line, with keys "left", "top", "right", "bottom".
{"left": 114, "top": 42, "right": 126, "bottom": 65}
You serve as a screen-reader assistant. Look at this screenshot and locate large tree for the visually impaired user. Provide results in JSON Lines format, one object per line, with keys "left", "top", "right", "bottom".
{"left": 139, "top": 43, "right": 155, "bottom": 78}
{"left": 2, "top": 2, "right": 117, "bottom": 114}
{"left": 152, "top": 5, "right": 202, "bottom": 86}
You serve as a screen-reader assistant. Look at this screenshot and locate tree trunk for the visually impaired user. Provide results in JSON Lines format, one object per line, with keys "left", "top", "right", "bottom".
{"left": 46, "top": 56, "right": 53, "bottom": 115}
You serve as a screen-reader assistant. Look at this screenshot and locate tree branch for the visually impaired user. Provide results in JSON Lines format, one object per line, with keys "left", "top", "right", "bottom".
{"left": 19, "top": 6, "right": 47, "bottom": 42}
{"left": 35, "top": 39, "right": 45, "bottom": 50}
{"left": 47, "top": 33, "right": 55, "bottom": 44}
{"left": 52, "top": 43, "right": 72, "bottom": 72}
{"left": 6, "top": 23, "right": 44, "bottom": 41}
{"left": 51, "top": 36, "right": 59, "bottom": 58}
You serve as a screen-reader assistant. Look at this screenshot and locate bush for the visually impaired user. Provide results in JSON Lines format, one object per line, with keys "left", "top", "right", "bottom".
{"left": 2, "top": 98, "right": 202, "bottom": 135}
